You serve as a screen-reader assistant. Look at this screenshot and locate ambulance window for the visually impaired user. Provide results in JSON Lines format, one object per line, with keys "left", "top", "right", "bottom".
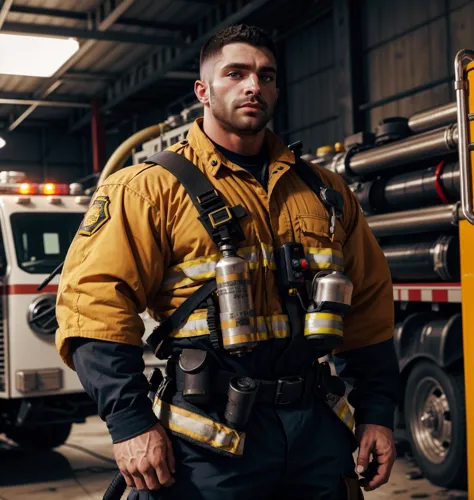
{"left": 43, "top": 233, "right": 60, "bottom": 254}
{"left": 10, "top": 212, "right": 84, "bottom": 274}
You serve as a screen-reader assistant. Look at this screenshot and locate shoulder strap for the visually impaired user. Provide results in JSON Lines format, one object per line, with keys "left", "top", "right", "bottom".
{"left": 292, "top": 157, "right": 344, "bottom": 215}
{"left": 146, "top": 150, "right": 247, "bottom": 245}
{"left": 291, "top": 157, "right": 326, "bottom": 195}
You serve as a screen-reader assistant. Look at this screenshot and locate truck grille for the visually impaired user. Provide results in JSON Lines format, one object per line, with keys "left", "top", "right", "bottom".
{"left": 27, "top": 294, "right": 58, "bottom": 339}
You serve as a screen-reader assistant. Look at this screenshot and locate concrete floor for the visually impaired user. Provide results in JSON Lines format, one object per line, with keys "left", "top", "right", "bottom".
{"left": 0, "top": 416, "right": 468, "bottom": 500}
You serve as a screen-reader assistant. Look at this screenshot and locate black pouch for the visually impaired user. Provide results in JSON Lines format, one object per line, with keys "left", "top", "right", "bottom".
{"left": 343, "top": 475, "right": 364, "bottom": 500}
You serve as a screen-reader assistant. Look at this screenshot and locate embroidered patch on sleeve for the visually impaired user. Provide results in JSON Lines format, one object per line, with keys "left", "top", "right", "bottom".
{"left": 79, "top": 195, "right": 111, "bottom": 236}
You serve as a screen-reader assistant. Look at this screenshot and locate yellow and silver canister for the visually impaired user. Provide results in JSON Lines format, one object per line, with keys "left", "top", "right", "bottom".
{"left": 216, "top": 242, "right": 257, "bottom": 355}
{"left": 305, "top": 270, "right": 353, "bottom": 350}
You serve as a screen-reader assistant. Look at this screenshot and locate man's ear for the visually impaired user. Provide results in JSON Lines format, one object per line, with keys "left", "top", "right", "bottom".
{"left": 195, "top": 80, "right": 209, "bottom": 105}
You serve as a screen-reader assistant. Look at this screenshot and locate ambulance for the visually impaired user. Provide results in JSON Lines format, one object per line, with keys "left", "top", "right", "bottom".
{"left": 0, "top": 172, "right": 160, "bottom": 450}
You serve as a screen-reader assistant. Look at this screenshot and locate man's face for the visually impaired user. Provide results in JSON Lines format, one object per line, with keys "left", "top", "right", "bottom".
{"left": 203, "top": 42, "right": 279, "bottom": 134}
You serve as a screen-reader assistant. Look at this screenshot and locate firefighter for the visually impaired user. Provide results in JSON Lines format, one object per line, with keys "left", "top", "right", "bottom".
{"left": 56, "top": 24, "right": 399, "bottom": 499}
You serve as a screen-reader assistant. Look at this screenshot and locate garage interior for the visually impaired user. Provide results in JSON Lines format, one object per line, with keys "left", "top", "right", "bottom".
{"left": 1, "top": 1, "right": 474, "bottom": 499}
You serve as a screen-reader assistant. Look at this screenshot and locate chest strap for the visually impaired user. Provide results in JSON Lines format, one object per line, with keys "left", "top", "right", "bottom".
{"left": 145, "top": 151, "right": 246, "bottom": 246}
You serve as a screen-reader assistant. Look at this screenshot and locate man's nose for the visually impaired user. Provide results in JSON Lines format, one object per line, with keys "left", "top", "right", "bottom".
{"left": 245, "top": 74, "right": 261, "bottom": 95}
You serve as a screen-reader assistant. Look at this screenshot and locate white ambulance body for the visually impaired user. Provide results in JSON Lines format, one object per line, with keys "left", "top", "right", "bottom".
{"left": 0, "top": 172, "right": 160, "bottom": 450}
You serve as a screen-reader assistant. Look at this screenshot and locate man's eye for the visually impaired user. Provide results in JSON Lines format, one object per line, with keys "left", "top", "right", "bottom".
{"left": 227, "top": 71, "right": 241, "bottom": 78}
{"left": 261, "top": 75, "right": 274, "bottom": 82}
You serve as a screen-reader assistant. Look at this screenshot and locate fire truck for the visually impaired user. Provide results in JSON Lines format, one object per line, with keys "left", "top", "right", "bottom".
{"left": 0, "top": 174, "right": 160, "bottom": 450}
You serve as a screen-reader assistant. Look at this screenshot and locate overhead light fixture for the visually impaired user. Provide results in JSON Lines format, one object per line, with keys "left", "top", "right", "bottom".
{"left": 0, "top": 34, "right": 79, "bottom": 77}
{"left": 0, "top": 136, "right": 5, "bottom": 149}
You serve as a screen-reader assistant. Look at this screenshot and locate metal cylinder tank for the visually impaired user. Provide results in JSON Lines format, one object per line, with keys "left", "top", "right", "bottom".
{"left": 408, "top": 103, "right": 457, "bottom": 134}
{"left": 351, "top": 162, "right": 460, "bottom": 213}
{"left": 381, "top": 235, "right": 460, "bottom": 282}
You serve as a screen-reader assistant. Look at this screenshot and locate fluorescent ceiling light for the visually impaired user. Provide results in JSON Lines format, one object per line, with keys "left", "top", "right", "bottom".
{"left": 0, "top": 34, "right": 79, "bottom": 77}
{"left": 0, "top": 137, "right": 5, "bottom": 149}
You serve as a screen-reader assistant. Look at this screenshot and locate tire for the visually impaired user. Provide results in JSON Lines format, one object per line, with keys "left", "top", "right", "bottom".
{"left": 6, "top": 422, "right": 72, "bottom": 450}
{"left": 404, "top": 361, "right": 466, "bottom": 489}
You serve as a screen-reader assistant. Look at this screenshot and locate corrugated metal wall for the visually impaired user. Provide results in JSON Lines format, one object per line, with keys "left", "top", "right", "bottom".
{"left": 280, "top": 0, "right": 474, "bottom": 147}
{"left": 363, "top": 0, "right": 474, "bottom": 131}
{"left": 280, "top": 12, "right": 340, "bottom": 154}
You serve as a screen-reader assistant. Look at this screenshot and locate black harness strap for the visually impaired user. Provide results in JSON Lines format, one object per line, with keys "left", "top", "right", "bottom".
{"left": 145, "top": 151, "right": 246, "bottom": 245}
{"left": 146, "top": 278, "right": 217, "bottom": 356}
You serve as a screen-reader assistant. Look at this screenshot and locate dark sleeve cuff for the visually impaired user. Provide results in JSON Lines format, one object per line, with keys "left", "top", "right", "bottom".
{"left": 354, "top": 400, "right": 395, "bottom": 430}
{"left": 106, "top": 395, "right": 159, "bottom": 443}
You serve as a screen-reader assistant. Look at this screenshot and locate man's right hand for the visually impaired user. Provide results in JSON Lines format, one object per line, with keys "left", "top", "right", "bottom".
{"left": 113, "top": 422, "right": 176, "bottom": 490}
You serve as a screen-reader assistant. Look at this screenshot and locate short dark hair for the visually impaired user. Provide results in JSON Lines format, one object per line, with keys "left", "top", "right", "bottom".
{"left": 200, "top": 24, "right": 277, "bottom": 69}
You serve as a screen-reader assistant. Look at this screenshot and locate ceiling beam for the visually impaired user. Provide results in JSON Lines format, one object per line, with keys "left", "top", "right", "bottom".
{"left": 62, "top": 70, "right": 118, "bottom": 82}
{"left": 8, "top": 0, "right": 136, "bottom": 132}
{"left": 0, "top": 93, "right": 90, "bottom": 108}
{"left": 165, "top": 71, "right": 200, "bottom": 80}
{"left": 0, "top": 0, "right": 13, "bottom": 29}
{"left": 7, "top": 4, "right": 185, "bottom": 31}
{"left": 69, "top": 0, "right": 273, "bottom": 132}
{"left": 2, "top": 21, "right": 184, "bottom": 46}
{"left": 8, "top": 81, "right": 63, "bottom": 131}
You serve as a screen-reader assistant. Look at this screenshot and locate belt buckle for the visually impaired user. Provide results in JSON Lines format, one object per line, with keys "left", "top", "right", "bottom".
{"left": 274, "top": 376, "right": 304, "bottom": 405}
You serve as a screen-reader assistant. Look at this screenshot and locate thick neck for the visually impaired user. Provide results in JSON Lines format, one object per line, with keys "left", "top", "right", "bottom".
{"left": 202, "top": 110, "right": 265, "bottom": 156}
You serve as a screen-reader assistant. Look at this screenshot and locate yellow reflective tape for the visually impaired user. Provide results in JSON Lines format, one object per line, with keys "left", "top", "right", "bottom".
{"left": 222, "top": 333, "right": 259, "bottom": 346}
{"left": 310, "top": 312, "right": 342, "bottom": 322}
{"left": 162, "top": 246, "right": 261, "bottom": 291}
{"left": 220, "top": 317, "right": 256, "bottom": 329}
{"left": 325, "top": 396, "right": 354, "bottom": 431}
{"left": 304, "top": 327, "right": 344, "bottom": 336}
{"left": 154, "top": 400, "right": 244, "bottom": 455}
{"left": 306, "top": 247, "right": 343, "bottom": 258}
{"left": 216, "top": 273, "right": 251, "bottom": 284}
{"left": 261, "top": 243, "right": 277, "bottom": 270}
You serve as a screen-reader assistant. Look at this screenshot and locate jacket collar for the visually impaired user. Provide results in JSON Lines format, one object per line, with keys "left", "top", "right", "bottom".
{"left": 186, "top": 118, "right": 296, "bottom": 177}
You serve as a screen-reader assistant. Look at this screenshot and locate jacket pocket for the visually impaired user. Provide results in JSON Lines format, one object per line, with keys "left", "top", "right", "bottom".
{"left": 297, "top": 213, "right": 346, "bottom": 245}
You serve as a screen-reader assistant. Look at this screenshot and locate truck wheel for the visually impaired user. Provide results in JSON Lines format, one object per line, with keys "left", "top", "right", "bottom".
{"left": 6, "top": 422, "right": 72, "bottom": 450}
{"left": 404, "top": 361, "right": 466, "bottom": 489}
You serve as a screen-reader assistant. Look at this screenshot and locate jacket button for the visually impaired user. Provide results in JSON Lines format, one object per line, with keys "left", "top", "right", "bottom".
{"left": 272, "top": 170, "right": 278, "bottom": 175}
{"left": 277, "top": 166, "right": 284, "bottom": 171}
{"left": 211, "top": 160, "right": 218, "bottom": 166}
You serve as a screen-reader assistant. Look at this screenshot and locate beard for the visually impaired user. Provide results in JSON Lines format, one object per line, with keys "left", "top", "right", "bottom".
{"left": 209, "top": 84, "right": 275, "bottom": 135}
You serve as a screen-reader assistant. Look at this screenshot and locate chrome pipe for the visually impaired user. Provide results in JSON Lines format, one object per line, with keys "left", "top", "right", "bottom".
{"left": 408, "top": 103, "right": 457, "bottom": 134}
{"left": 454, "top": 49, "right": 474, "bottom": 225}
{"left": 382, "top": 235, "right": 459, "bottom": 282}
{"left": 351, "top": 162, "right": 460, "bottom": 213}
{"left": 332, "top": 124, "right": 458, "bottom": 179}
{"left": 367, "top": 204, "right": 462, "bottom": 237}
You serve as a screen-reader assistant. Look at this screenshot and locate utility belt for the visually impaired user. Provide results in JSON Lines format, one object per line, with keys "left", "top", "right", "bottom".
{"left": 161, "top": 350, "right": 347, "bottom": 429}
{"left": 148, "top": 353, "right": 354, "bottom": 458}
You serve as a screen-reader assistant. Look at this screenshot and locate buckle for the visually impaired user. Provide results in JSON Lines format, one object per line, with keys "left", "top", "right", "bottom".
{"left": 197, "top": 189, "right": 219, "bottom": 208}
{"left": 274, "top": 376, "right": 304, "bottom": 405}
{"left": 208, "top": 206, "right": 232, "bottom": 228}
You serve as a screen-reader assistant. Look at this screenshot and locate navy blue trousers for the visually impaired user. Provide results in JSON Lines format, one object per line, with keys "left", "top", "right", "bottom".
{"left": 128, "top": 396, "right": 358, "bottom": 500}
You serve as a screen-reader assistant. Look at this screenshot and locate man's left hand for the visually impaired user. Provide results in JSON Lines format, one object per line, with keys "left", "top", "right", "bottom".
{"left": 355, "top": 423, "right": 396, "bottom": 491}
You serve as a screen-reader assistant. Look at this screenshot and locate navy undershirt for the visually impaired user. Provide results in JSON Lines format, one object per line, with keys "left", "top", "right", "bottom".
{"left": 212, "top": 141, "right": 269, "bottom": 188}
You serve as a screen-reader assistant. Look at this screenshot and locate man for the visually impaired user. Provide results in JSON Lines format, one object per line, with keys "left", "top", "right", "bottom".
{"left": 56, "top": 24, "right": 399, "bottom": 499}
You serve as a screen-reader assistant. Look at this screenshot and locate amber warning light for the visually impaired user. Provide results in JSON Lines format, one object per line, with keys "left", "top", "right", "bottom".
{"left": 40, "top": 183, "right": 69, "bottom": 195}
